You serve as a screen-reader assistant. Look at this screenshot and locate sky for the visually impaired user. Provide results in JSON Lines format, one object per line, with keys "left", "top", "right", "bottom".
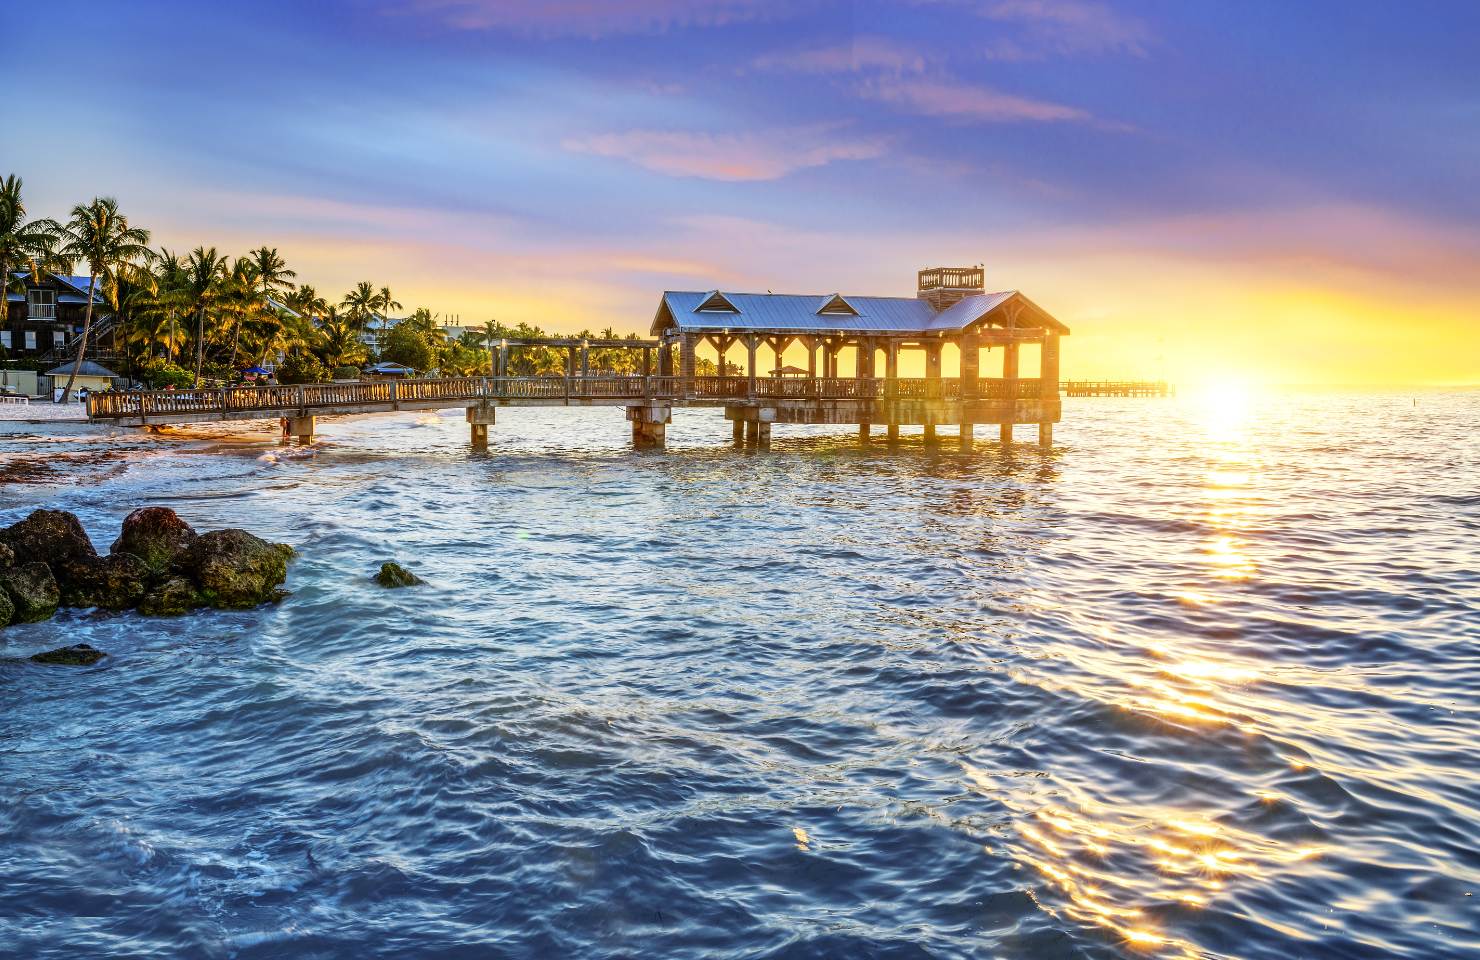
{"left": 5, "top": 0, "right": 1479, "bottom": 386}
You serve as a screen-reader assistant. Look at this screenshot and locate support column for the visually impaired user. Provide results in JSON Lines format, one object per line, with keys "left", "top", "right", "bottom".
{"left": 642, "top": 346, "right": 652, "bottom": 377}
{"left": 1039, "top": 332, "right": 1060, "bottom": 448}
{"left": 746, "top": 337, "right": 758, "bottom": 397}
{"left": 960, "top": 333, "right": 979, "bottom": 451}
{"left": 288, "top": 415, "right": 315, "bottom": 445}
{"left": 885, "top": 341, "right": 900, "bottom": 445}
{"left": 732, "top": 418, "right": 745, "bottom": 446}
{"left": 859, "top": 423, "right": 871, "bottom": 444}
{"left": 580, "top": 339, "right": 590, "bottom": 378}
{"left": 755, "top": 421, "right": 771, "bottom": 449}
{"left": 1002, "top": 340, "right": 1019, "bottom": 446}
{"left": 924, "top": 340, "right": 942, "bottom": 446}
{"left": 627, "top": 404, "right": 670, "bottom": 450}
{"left": 467, "top": 402, "right": 495, "bottom": 450}
{"left": 856, "top": 337, "right": 873, "bottom": 440}
{"left": 498, "top": 340, "right": 509, "bottom": 377}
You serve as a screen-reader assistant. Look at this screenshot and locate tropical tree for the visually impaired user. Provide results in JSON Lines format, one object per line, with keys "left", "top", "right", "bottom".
{"left": 183, "top": 246, "right": 227, "bottom": 385}
{"left": 0, "top": 175, "right": 61, "bottom": 309}
{"left": 55, "top": 197, "right": 151, "bottom": 401}
{"left": 151, "top": 249, "right": 191, "bottom": 363}
{"left": 376, "top": 285, "right": 401, "bottom": 324}
{"left": 284, "top": 283, "right": 328, "bottom": 321}
{"left": 316, "top": 307, "right": 367, "bottom": 369}
{"left": 341, "top": 281, "right": 378, "bottom": 327}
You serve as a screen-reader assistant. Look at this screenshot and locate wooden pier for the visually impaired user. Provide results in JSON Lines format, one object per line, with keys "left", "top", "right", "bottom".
{"left": 1061, "top": 380, "right": 1171, "bottom": 397}
{"left": 87, "top": 267, "right": 1073, "bottom": 451}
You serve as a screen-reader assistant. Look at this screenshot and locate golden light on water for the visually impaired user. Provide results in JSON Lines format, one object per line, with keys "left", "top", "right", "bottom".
{"left": 964, "top": 764, "right": 1329, "bottom": 956}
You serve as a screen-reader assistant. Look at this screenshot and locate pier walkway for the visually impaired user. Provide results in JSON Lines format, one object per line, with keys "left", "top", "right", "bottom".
{"left": 86, "top": 374, "right": 1057, "bottom": 450}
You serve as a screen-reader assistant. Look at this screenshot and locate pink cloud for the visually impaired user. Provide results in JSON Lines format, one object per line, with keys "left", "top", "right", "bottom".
{"left": 394, "top": 0, "right": 789, "bottom": 36}
{"left": 861, "top": 76, "right": 1089, "bottom": 123}
{"left": 563, "top": 127, "right": 885, "bottom": 181}
{"left": 750, "top": 36, "right": 929, "bottom": 75}
{"left": 978, "top": 0, "right": 1151, "bottom": 57}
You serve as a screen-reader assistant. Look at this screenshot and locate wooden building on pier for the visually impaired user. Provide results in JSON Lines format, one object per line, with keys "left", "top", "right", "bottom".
{"left": 649, "top": 266, "right": 1068, "bottom": 447}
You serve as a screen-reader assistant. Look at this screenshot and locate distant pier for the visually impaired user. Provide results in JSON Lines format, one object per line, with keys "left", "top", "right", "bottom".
{"left": 1061, "top": 380, "right": 1172, "bottom": 397}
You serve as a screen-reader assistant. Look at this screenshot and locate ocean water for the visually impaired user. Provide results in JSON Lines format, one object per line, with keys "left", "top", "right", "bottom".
{"left": 0, "top": 392, "right": 1476, "bottom": 959}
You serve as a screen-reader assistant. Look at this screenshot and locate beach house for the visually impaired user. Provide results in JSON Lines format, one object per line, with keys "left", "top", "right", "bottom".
{"left": 3, "top": 272, "right": 107, "bottom": 358}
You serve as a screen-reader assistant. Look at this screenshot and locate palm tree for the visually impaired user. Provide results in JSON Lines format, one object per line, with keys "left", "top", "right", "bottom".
{"left": 0, "top": 175, "right": 61, "bottom": 315}
{"left": 55, "top": 197, "right": 151, "bottom": 401}
{"left": 183, "top": 246, "right": 227, "bottom": 386}
{"left": 376, "top": 285, "right": 401, "bottom": 331}
{"left": 251, "top": 247, "right": 296, "bottom": 304}
{"left": 152, "top": 249, "right": 190, "bottom": 364}
{"left": 317, "top": 307, "right": 367, "bottom": 369}
{"left": 284, "top": 283, "right": 328, "bottom": 322}
{"left": 341, "top": 281, "right": 378, "bottom": 328}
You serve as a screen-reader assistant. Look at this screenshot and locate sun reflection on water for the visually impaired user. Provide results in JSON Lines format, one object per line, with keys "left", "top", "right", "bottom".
{"left": 967, "top": 765, "right": 1327, "bottom": 956}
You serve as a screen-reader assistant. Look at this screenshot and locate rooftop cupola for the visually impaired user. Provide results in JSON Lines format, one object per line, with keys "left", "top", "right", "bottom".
{"left": 917, "top": 265, "right": 984, "bottom": 311}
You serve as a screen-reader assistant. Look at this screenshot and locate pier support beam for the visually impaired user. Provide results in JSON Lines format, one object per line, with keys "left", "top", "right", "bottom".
{"left": 732, "top": 419, "right": 745, "bottom": 446}
{"left": 284, "top": 415, "right": 315, "bottom": 445}
{"left": 1039, "top": 422, "right": 1053, "bottom": 447}
{"left": 923, "top": 422, "right": 937, "bottom": 446}
{"left": 1000, "top": 423, "right": 1012, "bottom": 445}
{"left": 467, "top": 403, "right": 496, "bottom": 450}
{"left": 858, "top": 422, "right": 871, "bottom": 445}
{"left": 887, "top": 422, "right": 899, "bottom": 444}
{"left": 626, "top": 404, "right": 670, "bottom": 450}
{"left": 959, "top": 424, "right": 973, "bottom": 451}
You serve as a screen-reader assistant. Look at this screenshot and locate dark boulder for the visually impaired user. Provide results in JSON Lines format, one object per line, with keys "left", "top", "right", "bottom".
{"left": 0, "top": 562, "right": 61, "bottom": 623}
{"left": 111, "top": 507, "right": 198, "bottom": 575}
{"left": 0, "top": 588, "right": 12, "bottom": 626}
{"left": 138, "top": 577, "right": 203, "bottom": 617}
{"left": 30, "top": 643, "right": 107, "bottom": 665}
{"left": 0, "top": 541, "right": 13, "bottom": 569}
{"left": 58, "top": 552, "right": 150, "bottom": 610}
{"left": 182, "top": 529, "right": 293, "bottom": 609}
{"left": 0, "top": 510, "right": 98, "bottom": 576}
{"left": 374, "top": 562, "right": 424, "bottom": 588}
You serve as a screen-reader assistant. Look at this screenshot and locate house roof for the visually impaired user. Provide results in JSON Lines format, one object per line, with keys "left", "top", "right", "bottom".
{"left": 9, "top": 272, "right": 106, "bottom": 304}
{"left": 652, "top": 289, "right": 1067, "bottom": 336}
{"left": 44, "top": 360, "right": 120, "bottom": 378}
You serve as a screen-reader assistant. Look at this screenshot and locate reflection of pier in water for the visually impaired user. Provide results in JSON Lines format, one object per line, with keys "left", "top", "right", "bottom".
{"left": 87, "top": 265, "right": 1071, "bottom": 451}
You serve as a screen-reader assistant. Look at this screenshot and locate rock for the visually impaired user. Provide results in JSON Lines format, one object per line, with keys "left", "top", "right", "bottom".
{"left": 374, "top": 562, "right": 424, "bottom": 588}
{"left": 0, "top": 562, "right": 61, "bottom": 623}
{"left": 0, "top": 542, "right": 13, "bottom": 570}
{"left": 0, "top": 510, "right": 98, "bottom": 577}
{"left": 181, "top": 529, "right": 293, "bottom": 609}
{"left": 30, "top": 643, "right": 107, "bottom": 666}
{"left": 110, "top": 507, "right": 198, "bottom": 575}
{"left": 57, "top": 552, "right": 150, "bottom": 610}
{"left": 0, "top": 588, "right": 12, "bottom": 626}
{"left": 138, "top": 577, "right": 203, "bottom": 617}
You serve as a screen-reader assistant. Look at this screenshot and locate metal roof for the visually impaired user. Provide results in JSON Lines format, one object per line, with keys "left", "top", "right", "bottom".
{"left": 653, "top": 289, "right": 1065, "bottom": 335}
{"left": 44, "top": 360, "right": 120, "bottom": 378}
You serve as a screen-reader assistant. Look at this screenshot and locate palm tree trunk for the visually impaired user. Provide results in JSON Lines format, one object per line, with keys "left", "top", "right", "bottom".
{"left": 59, "top": 271, "right": 97, "bottom": 403}
{"left": 168, "top": 312, "right": 176, "bottom": 364}
{"left": 194, "top": 309, "right": 204, "bottom": 386}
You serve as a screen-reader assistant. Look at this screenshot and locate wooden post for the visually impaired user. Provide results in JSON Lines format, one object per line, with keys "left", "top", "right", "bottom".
{"left": 1001, "top": 339, "right": 1019, "bottom": 445}
{"left": 642, "top": 346, "right": 652, "bottom": 377}
{"left": 806, "top": 337, "right": 817, "bottom": 381}
{"left": 1039, "top": 331, "right": 1060, "bottom": 448}
{"left": 746, "top": 336, "right": 758, "bottom": 398}
{"left": 580, "top": 339, "right": 590, "bottom": 378}
{"left": 856, "top": 336, "right": 872, "bottom": 440}
{"left": 924, "top": 341, "right": 942, "bottom": 445}
{"left": 885, "top": 340, "right": 900, "bottom": 444}
{"left": 960, "top": 332, "right": 979, "bottom": 450}
{"left": 732, "top": 417, "right": 744, "bottom": 445}
{"left": 498, "top": 338, "right": 509, "bottom": 377}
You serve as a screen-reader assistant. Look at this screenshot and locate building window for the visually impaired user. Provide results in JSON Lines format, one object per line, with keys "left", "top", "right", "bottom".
{"left": 25, "top": 331, "right": 37, "bottom": 350}
{"left": 28, "top": 288, "right": 56, "bottom": 320}
{"left": 54, "top": 330, "right": 67, "bottom": 347}
{"left": 0, "top": 330, "right": 10, "bottom": 349}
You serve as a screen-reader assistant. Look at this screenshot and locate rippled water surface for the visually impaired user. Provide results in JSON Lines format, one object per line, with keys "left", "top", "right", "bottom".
{"left": 1, "top": 393, "right": 1477, "bottom": 959}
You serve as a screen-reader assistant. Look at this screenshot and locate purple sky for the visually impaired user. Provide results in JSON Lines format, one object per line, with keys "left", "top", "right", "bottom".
{"left": 7, "top": 1, "right": 1479, "bottom": 383}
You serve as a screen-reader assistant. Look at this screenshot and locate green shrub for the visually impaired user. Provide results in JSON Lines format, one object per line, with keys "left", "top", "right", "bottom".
{"left": 139, "top": 361, "right": 194, "bottom": 390}
{"left": 332, "top": 366, "right": 361, "bottom": 380}
{"left": 276, "top": 353, "right": 330, "bottom": 385}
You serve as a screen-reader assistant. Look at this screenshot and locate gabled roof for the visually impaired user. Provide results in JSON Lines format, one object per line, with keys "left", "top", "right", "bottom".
{"left": 816, "top": 293, "right": 858, "bottom": 316}
{"left": 694, "top": 291, "right": 739, "bottom": 313}
{"left": 44, "top": 360, "right": 119, "bottom": 378}
{"left": 653, "top": 289, "right": 1067, "bottom": 336}
{"left": 9, "top": 271, "right": 106, "bottom": 304}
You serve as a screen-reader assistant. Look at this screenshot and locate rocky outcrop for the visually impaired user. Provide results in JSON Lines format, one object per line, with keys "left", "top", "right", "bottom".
{"left": 1, "top": 562, "right": 61, "bottom": 623}
{"left": 182, "top": 530, "right": 293, "bottom": 609}
{"left": 30, "top": 643, "right": 107, "bottom": 666}
{"left": 138, "top": 577, "right": 202, "bottom": 617}
{"left": 111, "top": 507, "right": 198, "bottom": 575}
{"left": 0, "top": 507, "right": 295, "bottom": 629}
{"left": 374, "top": 561, "right": 424, "bottom": 588}
{"left": 0, "top": 510, "right": 97, "bottom": 585}
{"left": 58, "top": 553, "right": 151, "bottom": 610}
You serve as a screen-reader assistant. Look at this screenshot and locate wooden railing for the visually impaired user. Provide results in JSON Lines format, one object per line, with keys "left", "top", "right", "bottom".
{"left": 86, "top": 375, "right": 1056, "bottom": 420}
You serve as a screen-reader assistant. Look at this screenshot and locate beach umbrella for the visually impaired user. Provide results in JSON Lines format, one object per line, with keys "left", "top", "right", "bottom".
{"left": 241, "top": 365, "right": 271, "bottom": 375}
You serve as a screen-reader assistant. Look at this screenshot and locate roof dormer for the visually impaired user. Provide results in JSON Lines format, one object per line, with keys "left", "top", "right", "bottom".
{"left": 694, "top": 291, "right": 739, "bottom": 313}
{"left": 816, "top": 293, "right": 858, "bottom": 316}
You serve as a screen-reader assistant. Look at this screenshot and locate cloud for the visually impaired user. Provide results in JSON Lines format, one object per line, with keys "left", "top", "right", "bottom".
{"left": 563, "top": 127, "right": 885, "bottom": 181}
{"left": 861, "top": 76, "right": 1090, "bottom": 123}
{"left": 750, "top": 36, "right": 929, "bottom": 75}
{"left": 977, "top": 0, "right": 1151, "bottom": 57}
{"left": 392, "top": 0, "right": 790, "bottom": 37}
